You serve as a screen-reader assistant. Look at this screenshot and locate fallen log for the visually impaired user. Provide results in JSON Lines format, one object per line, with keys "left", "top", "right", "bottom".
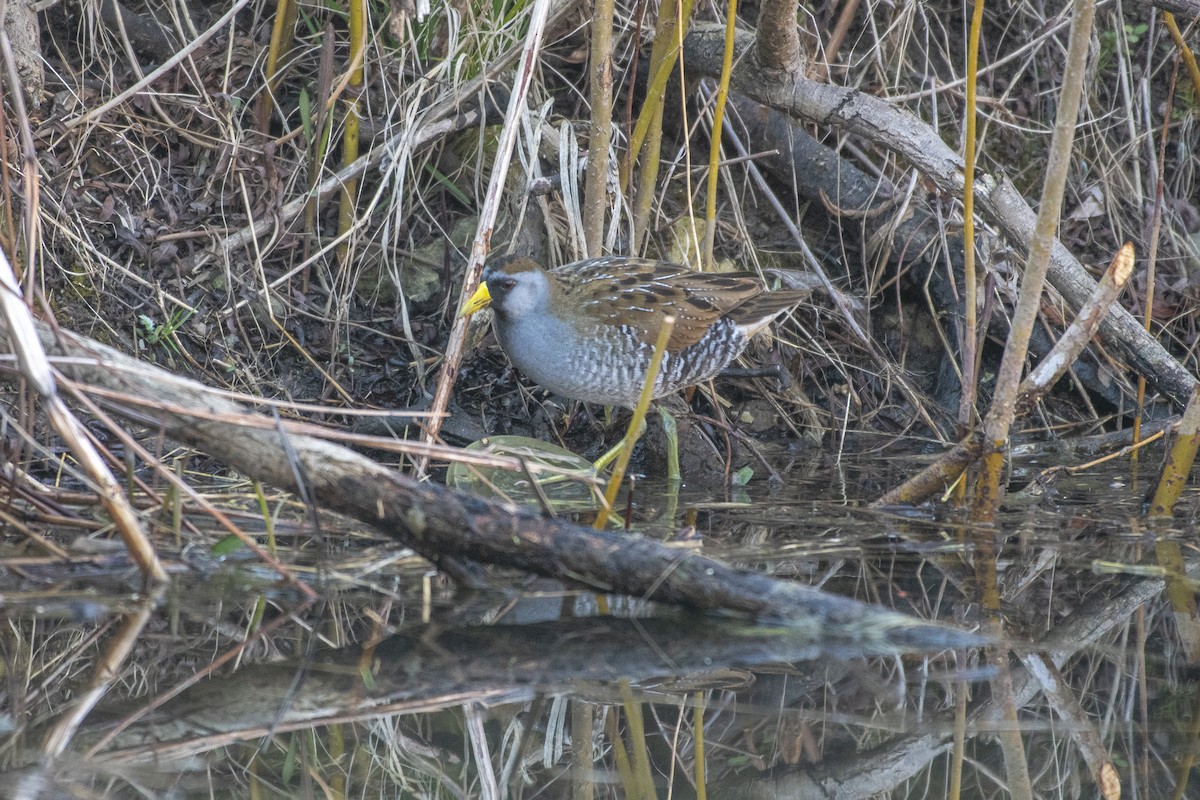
{"left": 2, "top": 317, "right": 970, "bottom": 647}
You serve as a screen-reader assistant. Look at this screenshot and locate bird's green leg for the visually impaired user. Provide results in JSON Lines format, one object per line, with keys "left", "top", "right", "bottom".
{"left": 594, "top": 412, "right": 680, "bottom": 481}
{"left": 658, "top": 407, "right": 681, "bottom": 483}
{"left": 593, "top": 417, "right": 648, "bottom": 473}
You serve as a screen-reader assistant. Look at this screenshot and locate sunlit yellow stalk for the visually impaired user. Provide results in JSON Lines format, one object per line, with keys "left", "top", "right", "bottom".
{"left": 702, "top": 0, "right": 738, "bottom": 270}
{"left": 336, "top": 0, "right": 367, "bottom": 262}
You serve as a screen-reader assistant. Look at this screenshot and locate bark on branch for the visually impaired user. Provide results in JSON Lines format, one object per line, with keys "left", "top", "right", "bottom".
{"left": 682, "top": 24, "right": 1198, "bottom": 408}
{"left": 0, "top": 317, "right": 970, "bottom": 649}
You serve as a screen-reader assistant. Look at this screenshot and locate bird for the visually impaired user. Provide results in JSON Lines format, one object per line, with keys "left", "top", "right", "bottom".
{"left": 459, "top": 254, "right": 806, "bottom": 477}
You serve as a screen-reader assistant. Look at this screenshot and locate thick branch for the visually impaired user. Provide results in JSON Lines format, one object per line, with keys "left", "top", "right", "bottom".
{"left": 0, "top": 317, "right": 972, "bottom": 650}
{"left": 754, "top": 0, "right": 802, "bottom": 73}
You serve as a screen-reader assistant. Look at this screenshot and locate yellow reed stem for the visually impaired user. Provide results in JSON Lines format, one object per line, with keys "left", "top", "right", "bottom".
{"left": 336, "top": 0, "right": 366, "bottom": 261}
{"left": 593, "top": 316, "right": 675, "bottom": 529}
{"left": 693, "top": 691, "right": 707, "bottom": 799}
{"left": 702, "top": 0, "right": 737, "bottom": 270}
{"left": 1163, "top": 13, "right": 1200, "bottom": 99}
{"left": 957, "top": 0, "right": 985, "bottom": 438}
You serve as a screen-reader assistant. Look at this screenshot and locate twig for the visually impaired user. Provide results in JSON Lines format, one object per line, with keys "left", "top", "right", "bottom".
{"left": 417, "top": 0, "right": 555, "bottom": 476}
{"left": 582, "top": 0, "right": 615, "bottom": 256}
{"left": 972, "top": 0, "right": 1097, "bottom": 520}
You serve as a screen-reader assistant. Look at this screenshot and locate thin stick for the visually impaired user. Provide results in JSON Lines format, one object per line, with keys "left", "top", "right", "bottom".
{"left": 418, "top": 0, "right": 555, "bottom": 475}
{"left": 1133, "top": 60, "right": 1178, "bottom": 464}
{"left": 582, "top": 0, "right": 615, "bottom": 256}
{"left": 957, "top": 0, "right": 986, "bottom": 433}
{"left": 972, "top": 0, "right": 1096, "bottom": 521}
{"left": 701, "top": 0, "right": 738, "bottom": 270}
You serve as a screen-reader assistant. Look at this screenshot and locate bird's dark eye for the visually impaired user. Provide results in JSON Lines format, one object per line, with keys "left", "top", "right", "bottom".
{"left": 497, "top": 277, "right": 518, "bottom": 291}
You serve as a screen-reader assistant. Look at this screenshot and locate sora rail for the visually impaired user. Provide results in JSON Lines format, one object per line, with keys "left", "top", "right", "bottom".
{"left": 460, "top": 254, "right": 805, "bottom": 409}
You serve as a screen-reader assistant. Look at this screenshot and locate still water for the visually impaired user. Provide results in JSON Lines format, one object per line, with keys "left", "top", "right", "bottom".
{"left": 0, "top": 451, "right": 1193, "bottom": 799}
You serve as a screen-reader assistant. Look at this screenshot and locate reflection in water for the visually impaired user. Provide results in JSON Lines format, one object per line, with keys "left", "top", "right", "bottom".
{"left": 0, "top": 458, "right": 1196, "bottom": 798}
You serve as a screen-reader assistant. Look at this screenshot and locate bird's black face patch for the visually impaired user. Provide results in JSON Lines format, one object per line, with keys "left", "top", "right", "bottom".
{"left": 480, "top": 266, "right": 516, "bottom": 300}
{"left": 489, "top": 274, "right": 518, "bottom": 296}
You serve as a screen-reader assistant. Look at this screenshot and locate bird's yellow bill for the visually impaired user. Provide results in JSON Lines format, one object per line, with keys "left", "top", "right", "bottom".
{"left": 459, "top": 282, "right": 492, "bottom": 317}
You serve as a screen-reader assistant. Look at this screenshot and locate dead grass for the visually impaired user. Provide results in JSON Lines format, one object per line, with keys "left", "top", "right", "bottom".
{"left": 1, "top": 0, "right": 1197, "bottom": 795}
{"left": 17, "top": 0, "right": 1195, "bottom": 450}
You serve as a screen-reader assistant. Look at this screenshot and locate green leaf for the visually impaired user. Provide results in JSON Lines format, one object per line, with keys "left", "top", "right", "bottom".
{"left": 731, "top": 466, "right": 754, "bottom": 486}
{"left": 210, "top": 534, "right": 245, "bottom": 556}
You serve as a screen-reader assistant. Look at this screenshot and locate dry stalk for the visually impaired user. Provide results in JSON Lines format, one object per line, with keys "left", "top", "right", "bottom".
{"left": 972, "top": 0, "right": 1096, "bottom": 522}
{"left": 259, "top": 0, "right": 299, "bottom": 132}
{"left": 583, "top": 0, "right": 616, "bottom": 256}
{"left": 335, "top": 0, "right": 367, "bottom": 262}
{"left": 1148, "top": 384, "right": 1200, "bottom": 518}
{"left": 875, "top": 243, "right": 1134, "bottom": 506}
{"left": 594, "top": 315, "right": 674, "bottom": 530}
{"left": 419, "top": 0, "right": 556, "bottom": 474}
{"left": 1133, "top": 60, "right": 1177, "bottom": 459}
{"left": 0, "top": 36, "right": 167, "bottom": 582}
{"left": 701, "top": 0, "right": 739, "bottom": 270}
{"left": 1163, "top": 13, "right": 1200, "bottom": 97}
{"left": 627, "top": 0, "right": 695, "bottom": 250}
{"left": 957, "top": 0, "right": 986, "bottom": 433}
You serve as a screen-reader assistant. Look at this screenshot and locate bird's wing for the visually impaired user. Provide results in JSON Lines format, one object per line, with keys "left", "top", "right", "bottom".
{"left": 553, "top": 257, "right": 768, "bottom": 350}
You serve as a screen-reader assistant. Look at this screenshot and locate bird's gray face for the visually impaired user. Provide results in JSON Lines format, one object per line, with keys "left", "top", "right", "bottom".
{"left": 483, "top": 266, "right": 549, "bottom": 321}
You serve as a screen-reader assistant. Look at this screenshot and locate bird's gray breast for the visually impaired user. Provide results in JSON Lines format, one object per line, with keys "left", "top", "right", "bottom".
{"left": 494, "top": 315, "right": 590, "bottom": 398}
{"left": 493, "top": 314, "right": 751, "bottom": 408}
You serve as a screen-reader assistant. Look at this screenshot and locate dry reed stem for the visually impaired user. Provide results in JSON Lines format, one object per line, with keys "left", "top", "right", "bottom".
{"left": 419, "top": 0, "right": 555, "bottom": 474}
{"left": 950, "top": 658, "right": 967, "bottom": 800}
{"left": 583, "top": 0, "right": 615, "bottom": 256}
{"left": 957, "top": 0, "right": 985, "bottom": 433}
{"left": 258, "top": 0, "right": 297, "bottom": 132}
{"left": 334, "top": 0, "right": 367, "bottom": 261}
{"left": 619, "top": 680, "right": 657, "bottom": 800}
{"left": 606, "top": 704, "right": 638, "bottom": 794}
{"left": 1163, "top": 13, "right": 1200, "bottom": 97}
{"left": 974, "top": 530, "right": 1034, "bottom": 799}
{"left": 1171, "top": 699, "right": 1200, "bottom": 799}
{"left": 628, "top": 0, "right": 694, "bottom": 249}
{"left": 571, "top": 702, "right": 597, "bottom": 800}
{"left": 701, "top": 0, "right": 737, "bottom": 271}
{"left": 1133, "top": 60, "right": 1177, "bottom": 458}
{"left": 1156, "top": 534, "right": 1200, "bottom": 664}
{"left": 972, "top": 0, "right": 1097, "bottom": 522}
{"left": 40, "top": 586, "right": 163, "bottom": 757}
{"left": 1149, "top": 383, "right": 1200, "bottom": 518}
